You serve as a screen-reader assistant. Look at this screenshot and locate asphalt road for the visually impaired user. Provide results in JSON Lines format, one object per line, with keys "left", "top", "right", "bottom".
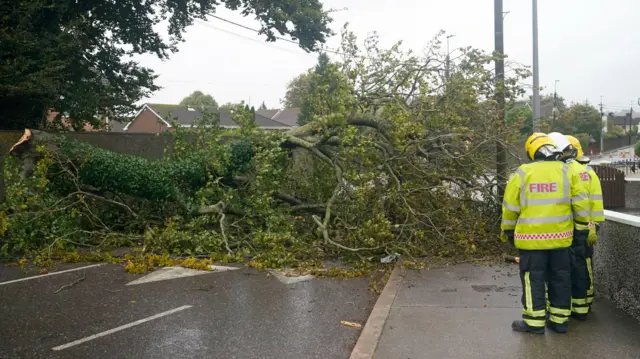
{"left": 0, "top": 262, "right": 376, "bottom": 359}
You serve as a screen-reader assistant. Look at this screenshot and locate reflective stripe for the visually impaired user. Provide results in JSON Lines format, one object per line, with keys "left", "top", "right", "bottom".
{"left": 586, "top": 257, "right": 594, "bottom": 299}
{"left": 591, "top": 210, "right": 604, "bottom": 218}
{"left": 518, "top": 215, "right": 573, "bottom": 224}
{"left": 590, "top": 194, "right": 603, "bottom": 200}
{"left": 522, "top": 308, "right": 546, "bottom": 317}
{"left": 525, "top": 198, "right": 570, "bottom": 205}
{"left": 574, "top": 210, "right": 591, "bottom": 218}
{"left": 571, "top": 297, "right": 588, "bottom": 305}
{"left": 571, "top": 193, "right": 589, "bottom": 201}
{"left": 503, "top": 201, "right": 520, "bottom": 212}
{"left": 549, "top": 314, "right": 569, "bottom": 324}
{"left": 517, "top": 169, "right": 526, "bottom": 208}
{"left": 523, "top": 319, "right": 546, "bottom": 327}
{"left": 571, "top": 305, "right": 590, "bottom": 314}
{"left": 502, "top": 219, "right": 517, "bottom": 226}
{"left": 548, "top": 307, "right": 570, "bottom": 316}
{"left": 562, "top": 164, "right": 570, "bottom": 199}
{"left": 525, "top": 272, "right": 533, "bottom": 315}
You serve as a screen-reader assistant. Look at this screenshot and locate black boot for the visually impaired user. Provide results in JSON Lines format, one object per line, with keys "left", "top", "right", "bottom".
{"left": 547, "top": 321, "right": 568, "bottom": 333}
{"left": 512, "top": 320, "right": 545, "bottom": 334}
{"left": 570, "top": 312, "right": 588, "bottom": 321}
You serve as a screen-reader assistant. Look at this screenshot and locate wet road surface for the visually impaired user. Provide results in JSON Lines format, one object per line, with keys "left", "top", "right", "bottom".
{"left": 0, "top": 262, "right": 376, "bottom": 359}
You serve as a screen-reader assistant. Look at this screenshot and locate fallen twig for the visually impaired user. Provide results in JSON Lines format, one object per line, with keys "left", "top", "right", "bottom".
{"left": 53, "top": 273, "right": 86, "bottom": 294}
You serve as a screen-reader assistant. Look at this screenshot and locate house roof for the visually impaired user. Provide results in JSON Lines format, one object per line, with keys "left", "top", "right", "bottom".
{"left": 270, "top": 108, "right": 300, "bottom": 127}
{"left": 123, "top": 103, "right": 293, "bottom": 131}
{"left": 256, "top": 109, "right": 280, "bottom": 119}
{"left": 610, "top": 111, "right": 640, "bottom": 126}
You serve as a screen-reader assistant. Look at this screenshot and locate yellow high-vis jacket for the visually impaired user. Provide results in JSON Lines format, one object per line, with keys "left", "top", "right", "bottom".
{"left": 585, "top": 165, "right": 605, "bottom": 224}
{"left": 501, "top": 160, "right": 591, "bottom": 250}
{"left": 568, "top": 161, "right": 592, "bottom": 231}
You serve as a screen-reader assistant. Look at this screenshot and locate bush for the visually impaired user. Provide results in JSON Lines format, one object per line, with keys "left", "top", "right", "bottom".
{"left": 635, "top": 140, "right": 640, "bottom": 157}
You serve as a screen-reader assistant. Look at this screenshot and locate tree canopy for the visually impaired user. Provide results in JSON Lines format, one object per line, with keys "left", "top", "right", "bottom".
{"left": 180, "top": 91, "right": 218, "bottom": 108}
{"left": 0, "top": 0, "right": 333, "bottom": 130}
{"left": 282, "top": 70, "right": 313, "bottom": 108}
{"left": 2, "top": 25, "right": 531, "bottom": 263}
{"left": 297, "top": 53, "right": 353, "bottom": 125}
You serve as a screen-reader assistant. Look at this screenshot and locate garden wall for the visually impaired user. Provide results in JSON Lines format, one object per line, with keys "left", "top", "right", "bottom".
{"left": 0, "top": 131, "right": 178, "bottom": 202}
{"left": 593, "top": 210, "right": 640, "bottom": 322}
{"left": 625, "top": 179, "right": 640, "bottom": 209}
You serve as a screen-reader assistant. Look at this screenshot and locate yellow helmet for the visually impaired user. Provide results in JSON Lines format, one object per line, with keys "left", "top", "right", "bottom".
{"left": 525, "top": 132, "right": 556, "bottom": 160}
{"left": 565, "top": 135, "right": 584, "bottom": 159}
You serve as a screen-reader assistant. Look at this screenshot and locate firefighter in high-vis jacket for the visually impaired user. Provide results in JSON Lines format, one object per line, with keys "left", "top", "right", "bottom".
{"left": 548, "top": 132, "right": 593, "bottom": 320}
{"left": 566, "top": 134, "right": 605, "bottom": 315}
{"left": 501, "top": 133, "right": 591, "bottom": 334}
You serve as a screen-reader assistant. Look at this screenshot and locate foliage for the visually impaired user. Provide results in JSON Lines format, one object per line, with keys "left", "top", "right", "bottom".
{"left": 636, "top": 140, "right": 640, "bottom": 157}
{"left": 506, "top": 104, "right": 533, "bottom": 136}
{"left": 2, "top": 26, "right": 528, "bottom": 265}
{"left": 259, "top": 102, "right": 268, "bottom": 110}
{"left": 548, "top": 103, "right": 602, "bottom": 144}
{"left": 282, "top": 69, "right": 313, "bottom": 108}
{"left": 0, "top": 0, "right": 332, "bottom": 130}
{"left": 298, "top": 53, "right": 355, "bottom": 125}
{"left": 180, "top": 91, "right": 218, "bottom": 108}
{"left": 604, "top": 122, "right": 625, "bottom": 139}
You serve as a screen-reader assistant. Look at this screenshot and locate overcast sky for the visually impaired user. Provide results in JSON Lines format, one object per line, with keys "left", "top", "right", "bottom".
{"left": 137, "top": 0, "right": 640, "bottom": 115}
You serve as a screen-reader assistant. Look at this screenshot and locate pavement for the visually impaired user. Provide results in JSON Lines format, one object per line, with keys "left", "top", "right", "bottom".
{"left": 365, "top": 263, "right": 640, "bottom": 359}
{"left": 0, "top": 261, "right": 377, "bottom": 359}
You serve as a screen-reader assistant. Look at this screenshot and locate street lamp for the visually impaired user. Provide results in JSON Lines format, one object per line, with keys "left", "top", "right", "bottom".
{"left": 445, "top": 34, "right": 455, "bottom": 81}
{"left": 532, "top": 0, "right": 541, "bottom": 130}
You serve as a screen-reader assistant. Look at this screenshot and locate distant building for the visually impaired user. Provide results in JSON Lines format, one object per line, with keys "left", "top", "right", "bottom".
{"left": 607, "top": 111, "right": 640, "bottom": 134}
{"left": 112, "top": 104, "right": 300, "bottom": 133}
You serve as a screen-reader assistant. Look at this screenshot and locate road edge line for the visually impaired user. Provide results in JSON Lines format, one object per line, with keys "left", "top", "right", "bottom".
{"left": 349, "top": 261, "right": 405, "bottom": 359}
{"left": 0, "top": 264, "right": 105, "bottom": 286}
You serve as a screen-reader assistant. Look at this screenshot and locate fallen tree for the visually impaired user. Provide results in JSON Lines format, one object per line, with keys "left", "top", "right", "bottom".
{"left": 0, "top": 28, "right": 528, "bottom": 263}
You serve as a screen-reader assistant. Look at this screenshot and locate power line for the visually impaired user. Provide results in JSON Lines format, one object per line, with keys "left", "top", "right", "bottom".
{"left": 200, "top": 16, "right": 344, "bottom": 56}
{"left": 197, "top": 15, "right": 461, "bottom": 67}
{"left": 194, "top": 20, "right": 318, "bottom": 58}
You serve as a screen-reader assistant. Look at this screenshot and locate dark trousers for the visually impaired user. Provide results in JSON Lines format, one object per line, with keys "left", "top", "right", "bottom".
{"left": 519, "top": 248, "right": 571, "bottom": 328}
{"left": 570, "top": 231, "right": 592, "bottom": 315}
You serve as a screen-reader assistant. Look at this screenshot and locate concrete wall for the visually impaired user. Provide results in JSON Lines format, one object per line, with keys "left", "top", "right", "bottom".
{"left": 593, "top": 210, "right": 640, "bottom": 322}
{"left": 626, "top": 179, "right": 640, "bottom": 209}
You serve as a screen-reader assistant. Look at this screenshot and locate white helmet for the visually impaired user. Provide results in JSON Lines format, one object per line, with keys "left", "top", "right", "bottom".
{"left": 547, "top": 132, "right": 571, "bottom": 152}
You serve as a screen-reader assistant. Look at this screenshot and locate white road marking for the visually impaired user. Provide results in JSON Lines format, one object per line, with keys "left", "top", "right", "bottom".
{"left": 126, "top": 265, "right": 239, "bottom": 286}
{"left": 52, "top": 305, "right": 193, "bottom": 351}
{"left": 0, "top": 264, "right": 104, "bottom": 286}
{"left": 126, "top": 266, "right": 211, "bottom": 285}
{"left": 269, "top": 269, "right": 314, "bottom": 284}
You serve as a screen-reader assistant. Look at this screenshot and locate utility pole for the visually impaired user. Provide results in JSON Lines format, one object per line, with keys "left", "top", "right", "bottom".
{"left": 599, "top": 96, "right": 604, "bottom": 154}
{"left": 630, "top": 106, "right": 633, "bottom": 147}
{"left": 552, "top": 80, "right": 559, "bottom": 123}
{"left": 532, "top": 0, "right": 541, "bottom": 130}
{"left": 495, "top": 0, "right": 507, "bottom": 203}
